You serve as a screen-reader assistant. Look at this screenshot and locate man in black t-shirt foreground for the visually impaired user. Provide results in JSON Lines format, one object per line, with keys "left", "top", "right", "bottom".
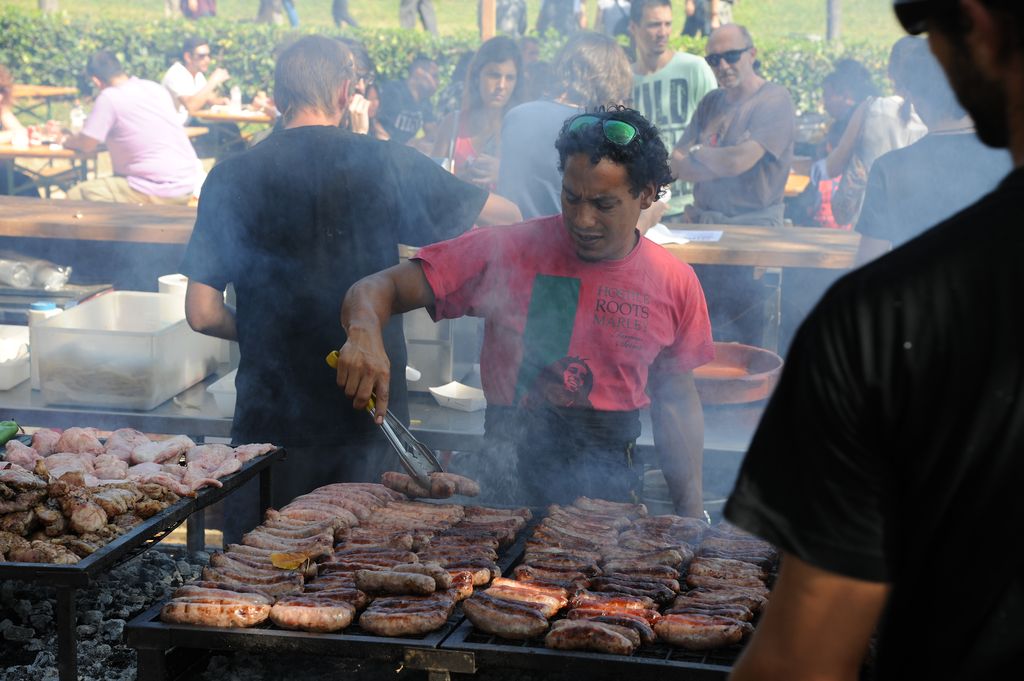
{"left": 726, "top": 1, "right": 1024, "bottom": 679}
{"left": 180, "top": 36, "right": 520, "bottom": 543}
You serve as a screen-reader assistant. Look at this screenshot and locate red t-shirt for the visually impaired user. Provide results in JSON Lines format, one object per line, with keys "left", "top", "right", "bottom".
{"left": 414, "top": 215, "right": 714, "bottom": 411}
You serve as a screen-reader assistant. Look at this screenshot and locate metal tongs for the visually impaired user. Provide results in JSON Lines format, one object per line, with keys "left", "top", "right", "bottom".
{"left": 326, "top": 350, "right": 443, "bottom": 487}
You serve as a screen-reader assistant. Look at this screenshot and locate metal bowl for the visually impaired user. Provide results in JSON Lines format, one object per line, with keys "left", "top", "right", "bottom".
{"left": 694, "top": 342, "right": 783, "bottom": 405}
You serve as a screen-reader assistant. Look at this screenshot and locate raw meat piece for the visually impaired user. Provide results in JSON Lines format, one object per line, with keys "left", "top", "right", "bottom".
{"left": 4, "top": 440, "right": 41, "bottom": 468}
{"left": 181, "top": 462, "right": 224, "bottom": 492}
{"left": 233, "top": 443, "right": 276, "bottom": 462}
{"left": 54, "top": 427, "right": 105, "bottom": 455}
{"left": 30, "top": 429, "right": 61, "bottom": 456}
{"left": 104, "top": 428, "right": 151, "bottom": 462}
{"left": 93, "top": 454, "right": 129, "bottom": 480}
{"left": 131, "top": 435, "right": 195, "bottom": 465}
{"left": 125, "top": 462, "right": 165, "bottom": 478}
{"left": 185, "top": 444, "right": 235, "bottom": 468}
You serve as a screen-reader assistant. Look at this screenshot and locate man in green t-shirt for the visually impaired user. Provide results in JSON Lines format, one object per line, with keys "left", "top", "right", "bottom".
{"left": 631, "top": 0, "right": 717, "bottom": 215}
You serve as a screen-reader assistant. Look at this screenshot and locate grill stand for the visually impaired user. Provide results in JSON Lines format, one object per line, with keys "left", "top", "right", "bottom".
{"left": 404, "top": 649, "right": 477, "bottom": 681}
{"left": 2, "top": 448, "right": 282, "bottom": 681}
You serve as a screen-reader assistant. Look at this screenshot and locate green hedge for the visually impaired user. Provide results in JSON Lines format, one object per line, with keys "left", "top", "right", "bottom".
{"left": 0, "top": 8, "right": 479, "bottom": 104}
{"left": 1, "top": 7, "right": 889, "bottom": 118}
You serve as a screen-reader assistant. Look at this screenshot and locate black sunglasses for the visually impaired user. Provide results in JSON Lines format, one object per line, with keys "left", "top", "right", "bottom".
{"left": 705, "top": 47, "right": 751, "bottom": 68}
{"left": 567, "top": 114, "right": 639, "bottom": 145}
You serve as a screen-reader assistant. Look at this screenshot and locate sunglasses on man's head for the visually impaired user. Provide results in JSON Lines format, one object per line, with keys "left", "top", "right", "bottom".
{"left": 194, "top": 52, "right": 212, "bottom": 60}
{"left": 705, "top": 47, "right": 751, "bottom": 68}
{"left": 567, "top": 114, "right": 639, "bottom": 145}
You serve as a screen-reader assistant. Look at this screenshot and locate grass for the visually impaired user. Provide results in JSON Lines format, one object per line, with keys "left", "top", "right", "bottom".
{"left": 6, "top": 0, "right": 902, "bottom": 42}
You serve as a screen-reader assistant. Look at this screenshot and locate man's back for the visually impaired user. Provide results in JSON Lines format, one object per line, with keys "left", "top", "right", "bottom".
{"left": 180, "top": 126, "right": 486, "bottom": 445}
{"left": 856, "top": 131, "right": 1011, "bottom": 248}
{"left": 82, "top": 77, "right": 198, "bottom": 197}
{"left": 498, "top": 99, "right": 579, "bottom": 218}
{"left": 726, "top": 166, "right": 1024, "bottom": 678}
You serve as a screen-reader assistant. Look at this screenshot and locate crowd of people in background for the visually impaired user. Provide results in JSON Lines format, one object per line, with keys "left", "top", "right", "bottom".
{"left": 2, "top": 0, "right": 1004, "bottom": 264}
{"left": 2, "top": 0, "right": 1001, "bottom": 264}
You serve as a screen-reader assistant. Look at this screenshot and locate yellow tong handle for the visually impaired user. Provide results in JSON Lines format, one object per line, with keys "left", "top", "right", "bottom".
{"left": 325, "top": 350, "right": 375, "bottom": 413}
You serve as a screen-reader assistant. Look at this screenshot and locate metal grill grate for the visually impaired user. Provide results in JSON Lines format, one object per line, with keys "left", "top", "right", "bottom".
{"left": 461, "top": 628, "right": 743, "bottom": 666}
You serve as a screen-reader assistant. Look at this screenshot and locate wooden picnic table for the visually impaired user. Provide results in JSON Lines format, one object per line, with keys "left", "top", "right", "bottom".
{"left": 194, "top": 108, "right": 274, "bottom": 125}
{"left": 659, "top": 223, "right": 860, "bottom": 349}
{"left": 785, "top": 172, "right": 812, "bottom": 197}
{"left": 11, "top": 85, "right": 79, "bottom": 121}
{"left": 660, "top": 223, "right": 859, "bottom": 270}
{"left": 0, "top": 144, "right": 97, "bottom": 197}
{"left": 0, "top": 195, "right": 196, "bottom": 244}
{"left": 11, "top": 84, "right": 79, "bottom": 99}
{"left": 185, "top": 126, "right": 209, "bottom": 139}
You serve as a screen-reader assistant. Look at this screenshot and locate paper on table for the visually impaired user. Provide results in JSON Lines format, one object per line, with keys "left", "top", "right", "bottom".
{"left": 674, "top": 230, "right": 724, "bottom": 242}
{"left": 644, "top": 223, "right": 690, "bottom": 246}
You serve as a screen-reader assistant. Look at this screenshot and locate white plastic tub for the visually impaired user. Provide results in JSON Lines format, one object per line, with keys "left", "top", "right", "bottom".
{"left": 34, "top": 291, "right": 223, "bottom": 410}
{"left": 0, "top": 325, "right": 29, "bottom": 390}
{"left": 207, "top": 369, "right": 237, "bottom": 418}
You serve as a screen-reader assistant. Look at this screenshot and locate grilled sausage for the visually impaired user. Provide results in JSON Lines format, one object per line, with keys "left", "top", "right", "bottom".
{"left": 571, "top": 590, "right": 656, "bottom": 611}
{"left": 463, "top": 592, "right": 549, "bottom": 640}
{"left": 566, "top": 612, "right": 657, "bottom": 645}
{"left": 381, "top": 472, "right": 435, "bottom": 498}
{"left": 171, "top": 585, "right": 274, "bottom": 605}
{"left": 447, "top": 570, "right": 475, "bottom": 601}
{"left": 544, "top": 620, "right": 638, "bottom": 655}
{"left": 665, "top": 602, "right": 754, "bottom": 622}
{"left": 160, "top": 598, "right": 271, "bottom": 627}
{"left": 428, "top": 472, "right": 480, "bottom": 497}
{"left": 391, "top": 562, "right": 452, "bottom": 589}
{"left": 484, "top": 586, "right": 564, "bottom": 618}
{"left": 567, "top": 606, "right": 662, "bottom": 625}
{"left": 358, "top": 593, "right": 455, "bottom": 637}
{"left": 269, "top": 597, "right": 356, "bottom": 632}
{"left": 353, "top": 569, "right": 436, "bottom": 595}
{"left": 588, "top": 576, "right": 676, "bottom": 603}
{"left": 685, "top": 573, "right": 768, "bottom": 591}
{"left": 688, "top": 557, "right": 767, "bottom": 581}
{"left": 201, "top": 567, "right": 303, "bottom": 597}
{"left": 653, "top": 613, "right": 753, "bottom": 650}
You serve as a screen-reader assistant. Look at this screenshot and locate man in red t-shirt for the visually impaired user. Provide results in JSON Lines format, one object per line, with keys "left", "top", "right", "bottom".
{"left": 336, "top": 108, "right": 714, "bottom": 516}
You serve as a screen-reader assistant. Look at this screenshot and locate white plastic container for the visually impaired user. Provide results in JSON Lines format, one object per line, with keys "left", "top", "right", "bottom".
{"left": 158, "top": 273, "right": 189, "bottom": 297}
{"left": 28, "top": 301, "right": 62, "bottom": 390}
{"left": 207, "top": 369, "right": 237, "bottom": 418}
{"left": 34, "top": 291, "right": 223, "bottom": 410}
{"left": 428, "top": 381, "right": 487, "bottom": 412}
{"left": 0, "top": 325, "right": 30, "bottom": 390}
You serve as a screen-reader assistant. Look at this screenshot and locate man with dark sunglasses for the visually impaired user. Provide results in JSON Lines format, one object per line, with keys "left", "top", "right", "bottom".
{"left": 725, "top": 1, "right": 1024, "bottom": 679}
{"left": 161, "top": 37, "right": 230, "bottom": 126}
{"left": 671, "top": 24, "right": 795, "bottom": 226}
{"left": 335, "top": 108, "right": 714, "bottom": 518}
{"left": 161, "top": 37, "right": 244, "bottom": 157}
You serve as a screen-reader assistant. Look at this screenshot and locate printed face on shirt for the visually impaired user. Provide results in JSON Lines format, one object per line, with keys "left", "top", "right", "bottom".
{"left": 630, "top": 4, "right": 673, "bottom": 60}
{"left": 479, "top": 59, "right": 518, "bottom": 110}
{"left": 561, "top": 153, "right": 654, "bottom": 262}
{"left": 706, "top": 28, "right": 756, "bottom": 91}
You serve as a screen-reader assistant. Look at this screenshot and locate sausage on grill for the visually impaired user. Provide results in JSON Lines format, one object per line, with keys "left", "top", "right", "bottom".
{"left": 544, "top": 619, "right": 638, "bottom": 655}
{"left": 462, "top": 592, "right": 549, "bottom": 640}
{"left": 653, "top": 613, "right": 753, "bottom": 650}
